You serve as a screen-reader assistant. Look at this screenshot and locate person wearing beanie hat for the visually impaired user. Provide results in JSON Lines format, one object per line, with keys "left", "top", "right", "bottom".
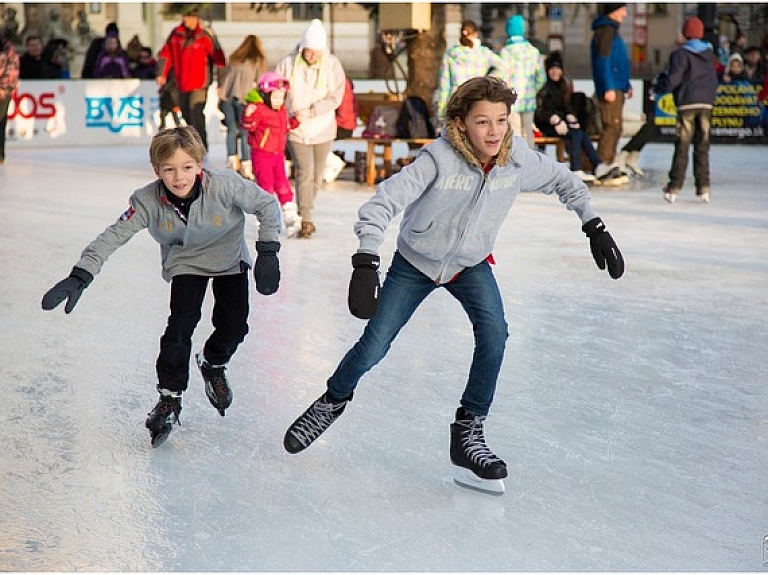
{"left": 300, "top": 18, "right": 328, "bottom": 51}
{"left": 274, "top": 18, "right": 347, "bottom": 238}
{"left": 681, "top": 16, "right": 704, "bottom": 41}
{"left": 505, "top": 15, "right": 525, "bottom": 38}
{"left": 535, "top": 52, "right": 617, "bottom": 183}
{"left": 654, "top": 14, "right": 718, "bottom": 203}
{"left": 498, "top": 14, "right": 545, "bottom": 148}
{"left": 590, "top": 1, "right": 631, "bottom": 178}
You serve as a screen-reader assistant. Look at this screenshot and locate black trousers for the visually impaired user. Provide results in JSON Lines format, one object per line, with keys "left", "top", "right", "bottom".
{"left": 178, "top": 88, "right": 209, "bottom": 150}
{"left": 0, "top": 96, "right": 10, "bottom": 160}
{"left": 156, "top": 273, "right": 249, "bottom": 393}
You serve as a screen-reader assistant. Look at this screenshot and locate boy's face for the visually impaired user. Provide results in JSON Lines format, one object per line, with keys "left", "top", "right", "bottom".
{"left": 154, "top": 148, "right": 202, "bottom": 198}
{"left": 456, "top": 101, "right": 509, "bottom": 165}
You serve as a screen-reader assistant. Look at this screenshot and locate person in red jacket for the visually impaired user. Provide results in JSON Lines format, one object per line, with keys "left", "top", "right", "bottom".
{"left": 241, "top": 72, "right": 302, "bottom": 237}
{"left": 156, "top": 7, "right": 225, "bottom": 150}
{"left": 335, "top": 77, "right": 358, "bottom": 139}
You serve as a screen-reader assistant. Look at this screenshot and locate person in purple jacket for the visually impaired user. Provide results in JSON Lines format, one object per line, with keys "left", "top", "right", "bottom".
{"left": 92, "top": 33, "right": 131, "bottom": 79}
{"left": 41, "top": 126, "right": 282, "bottom": 447}
{"left": 282, "top": 76, "right": 625, "bottom": 495}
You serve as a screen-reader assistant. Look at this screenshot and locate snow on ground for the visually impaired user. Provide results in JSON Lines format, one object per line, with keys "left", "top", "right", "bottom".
{"left": 0, "top": 140, "right": 767, "bottom": 570}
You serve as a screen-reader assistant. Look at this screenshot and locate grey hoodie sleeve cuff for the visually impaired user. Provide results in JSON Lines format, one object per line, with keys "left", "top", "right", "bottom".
{"left": 358, "top": 235, "right": 380, "bottom": 255}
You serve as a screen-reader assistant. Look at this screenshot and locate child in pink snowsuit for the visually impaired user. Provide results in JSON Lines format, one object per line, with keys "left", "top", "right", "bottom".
{"left": 241, "top": 72, "right": 301, "bottom": 235}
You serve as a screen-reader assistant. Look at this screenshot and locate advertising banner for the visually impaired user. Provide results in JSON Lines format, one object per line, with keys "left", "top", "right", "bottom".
{"left": 651, "top": 79, "right": 768, "bottom": 144}
{"left": 6, "top": 80, "right": 223, "bottom": 149}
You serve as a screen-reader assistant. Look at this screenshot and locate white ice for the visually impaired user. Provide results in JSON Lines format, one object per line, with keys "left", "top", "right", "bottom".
{"left": 1, "top": 140, "right": 767, "bottom": 571}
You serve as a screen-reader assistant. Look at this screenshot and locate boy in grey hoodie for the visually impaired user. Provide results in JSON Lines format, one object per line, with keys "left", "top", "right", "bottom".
{"left": 42, "top": 126, "right": 282, "bottom": 447}
{"left": 283, "top": 76, "right": 624, "bottom": 494}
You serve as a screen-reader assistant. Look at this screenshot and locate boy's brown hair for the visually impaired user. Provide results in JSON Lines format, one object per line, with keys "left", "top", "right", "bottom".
{"left": 445, "top": 76, "right": 518, "bottom": 122}
{"left": 149, "top": 126, "right": 206, "bottom": 169}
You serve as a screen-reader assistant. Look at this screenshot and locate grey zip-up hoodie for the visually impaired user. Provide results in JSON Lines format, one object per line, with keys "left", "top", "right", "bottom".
{"left": 354, "top": 120, "right": 598, "bottom": 284}
{"left": 75, "top": 169, "right": 281, "bottom": 282}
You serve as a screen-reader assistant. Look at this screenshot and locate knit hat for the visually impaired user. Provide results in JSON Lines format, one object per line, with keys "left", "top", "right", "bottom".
{"left": 505, "top": 15, "right": 525, "bottom": 38}
{"left": 681, "top": 17, "right": 704, "bottom": 40}
{"left": 728, "top": 53, "right": 744, "bottom": 66}
{"left": 300, "top": 19, "right": 327, "bottom": 51}
{"left": 601, "top": 3, "right": 627, "bottom": 16}
{"left": 545, "top": 51, "right": 564, "bottom": 71}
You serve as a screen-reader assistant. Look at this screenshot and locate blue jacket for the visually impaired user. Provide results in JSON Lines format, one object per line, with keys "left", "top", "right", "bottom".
{"left": 590, "top": 15, "right": 631, "bottom": 97}
{"left": 655, "top": 40, "right": 718, "bottom": 110}
{"left": 354, "top": 121, "right": 597, "bottom": 284}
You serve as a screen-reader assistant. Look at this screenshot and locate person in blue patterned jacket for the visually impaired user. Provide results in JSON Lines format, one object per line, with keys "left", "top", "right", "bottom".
{"left": 434, "top": 20, "right": 506, "bottom": 128}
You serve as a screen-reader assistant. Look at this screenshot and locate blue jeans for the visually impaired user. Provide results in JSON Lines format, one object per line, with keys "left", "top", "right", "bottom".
{"left": 219, "top": 98, "right": 251, "bottom": 159}
{"left": 567, "top": 128, "right": 602, "bottom": 171}
{"left": 327, "top": 252, "right": 509, "bottom": 416}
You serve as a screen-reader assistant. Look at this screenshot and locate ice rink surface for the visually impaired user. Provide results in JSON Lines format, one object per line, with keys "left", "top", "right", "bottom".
{"left": 1, "top": 140, "right": 767, "bottom": 571}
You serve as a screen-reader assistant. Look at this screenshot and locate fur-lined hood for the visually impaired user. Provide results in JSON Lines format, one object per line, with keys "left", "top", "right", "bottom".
{"left": 442, "top": 118, "right": 514, "bottom": 168}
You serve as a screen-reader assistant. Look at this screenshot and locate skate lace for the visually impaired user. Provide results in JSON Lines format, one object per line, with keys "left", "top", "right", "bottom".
{"left": 151, "top": 396, "right": 181, "bottom": 420}
{"left": 291, "top": 398, "right": 344, "bottom": 446}
{"left": 461, "top": 416, "right": 502, "bottom": 469}
{"left": 203, "top": 365, "right": 229, "bottom": 399}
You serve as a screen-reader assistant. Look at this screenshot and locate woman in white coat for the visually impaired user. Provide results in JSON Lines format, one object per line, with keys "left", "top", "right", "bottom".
{"left": 275, "top": 19, "right": 346, "bottom": 238}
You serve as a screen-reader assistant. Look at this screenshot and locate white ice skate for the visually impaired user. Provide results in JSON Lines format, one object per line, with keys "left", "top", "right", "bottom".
{"left": 453, "top": 467, "right": 505, "bottom": 495}
{"left": 282, "top": 201, "right": 302, "bottom": 238}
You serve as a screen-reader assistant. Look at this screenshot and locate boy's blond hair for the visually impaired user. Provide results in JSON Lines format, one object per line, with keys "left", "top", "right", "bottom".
{"left": 149, "top": 126, "right": 206, "bottom": 169}
{"left": 445, "top": 76, "right": 518, "bottom": 123}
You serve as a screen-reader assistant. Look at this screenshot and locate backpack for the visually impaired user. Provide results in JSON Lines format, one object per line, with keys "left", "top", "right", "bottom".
{"left": 362, "top": 105, "right": 400, "bottom": 139}
{"left": 395, "top": 96, "right": 436, "bottom": 139}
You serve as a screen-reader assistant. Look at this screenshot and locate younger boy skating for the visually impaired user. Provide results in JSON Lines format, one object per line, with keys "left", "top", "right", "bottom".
{"left": 283, "top": 77, "right": 625, "bottom": 494}
{"left": 41, "top": 126, "right": 282, "bottom": 447}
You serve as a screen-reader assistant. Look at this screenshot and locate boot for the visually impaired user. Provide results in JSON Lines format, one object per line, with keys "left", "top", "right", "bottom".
{"left": 621, "top": 150, "right": 645, "bottom": 176}
{"left": 226, "top": 155, "right": 241, "bottom": 172}
{"left": 196, "top": 352, "right": 233, "bottom": 416}
{"left": 145, "top": 389, "right": 182, "bottom": 448}
{"left": 239, "top": 160, "right": 255, "bottom": 181}
{"left": 282, "top": 201, "right": 302, "bottom": 237}
{"left": 298, "top": 221, "right": 316, "bottom": 239}
{"left": 283, "top": 391, "right": 353, "bottom": 453}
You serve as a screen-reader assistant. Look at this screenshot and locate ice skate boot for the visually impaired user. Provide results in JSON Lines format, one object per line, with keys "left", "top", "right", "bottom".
{"left": 593, "top": 162, "right": 629, "bottom": 186}
{"left": 282, "top": 201, "right": 302, "bottom": 238}
{"left": 145, "top": 390, "right": 182, "bottom": 448}
{"left": 283, "top": 391, "right": 352, "bottom": 453}
{"left": 196, "top": 352, "right": 232, "bottom": 416}
{"left": 450, "top": 407, "right": 507, "bottom": 495}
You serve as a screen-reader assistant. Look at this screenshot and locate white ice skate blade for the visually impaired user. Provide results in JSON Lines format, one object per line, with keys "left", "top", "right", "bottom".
{"left": 453, "top": 467, "right": 505, "bottom": 495}
{"left": 594, "top": 175, "right": 630, "bottom": 187}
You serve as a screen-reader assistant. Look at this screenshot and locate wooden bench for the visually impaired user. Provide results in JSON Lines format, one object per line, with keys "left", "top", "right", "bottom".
{"left": 345, "top": 134, "right": 602, "bottom": 187}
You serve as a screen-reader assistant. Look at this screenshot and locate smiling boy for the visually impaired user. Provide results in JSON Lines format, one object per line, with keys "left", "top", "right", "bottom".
{"left": 282, "top": 76, "right": 625, "bottom": 494}
{"left": 42, "top": 126, "right": 282, "bottom": 447}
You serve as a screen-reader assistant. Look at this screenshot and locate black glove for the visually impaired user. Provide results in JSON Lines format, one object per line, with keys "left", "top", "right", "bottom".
{"left": 348, "top": 253, "right": 380, "bottom": 319}
{"left": 582, "top": 218, "right": 624, "bottom": 279}
{"left": 254, "top": 241, "right": 281, "bottom": 295}
{"left": 41, "top": 267, "right": 94, "bottom": 314}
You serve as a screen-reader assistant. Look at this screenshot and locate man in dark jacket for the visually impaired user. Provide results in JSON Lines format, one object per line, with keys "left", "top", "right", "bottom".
{"left": 19, "top": 35, "right": 47, "bottom": 79}
{"left": 590, "top": 3, "right": 631, "bottom": 179}
{"left": 156, "top": 8, "right": 226, "bottom": 151}
{"left": 655, "top": 17, "right": 718, "bottom": 204}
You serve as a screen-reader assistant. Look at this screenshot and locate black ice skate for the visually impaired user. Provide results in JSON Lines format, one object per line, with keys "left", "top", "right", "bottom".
{"left": 450, "top": 407, "right": 507, "bottom": 495}
{"left": 196, "top": 352, "right": 232, "bottom": 416}
{"left": 145, "top": 391, "right": 182, "bottom": 448}
{"left": 283, "top": 391, "right": 352, "bottom": 453}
